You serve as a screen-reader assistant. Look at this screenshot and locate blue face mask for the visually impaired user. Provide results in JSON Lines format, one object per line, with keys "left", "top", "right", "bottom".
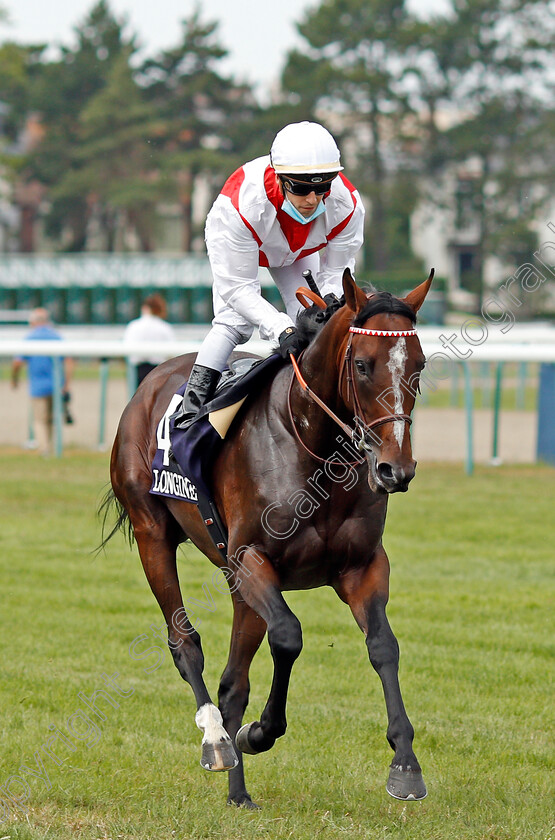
{"left": 281, "top": 198, "right": 326, "bottom": 225}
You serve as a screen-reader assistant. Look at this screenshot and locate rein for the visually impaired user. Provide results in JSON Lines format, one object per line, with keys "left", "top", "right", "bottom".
{"left": 287, "top": 354, "right": 361, "bottom": 465}
{"left": 287, "top": 325, "right": 413, "bottom": 463}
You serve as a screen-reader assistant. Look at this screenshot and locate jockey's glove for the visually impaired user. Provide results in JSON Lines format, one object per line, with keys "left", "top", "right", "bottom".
{"left": 323, "top": 293, "right": 345, "bottom": 313}
{"left": 278, "top": 326, "right": 303, "bottom": 360}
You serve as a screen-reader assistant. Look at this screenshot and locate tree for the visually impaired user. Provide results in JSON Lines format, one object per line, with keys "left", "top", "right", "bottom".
{"left": 27, "top": 0, "right": 136, "bottom": 250}
{"left": 0, "top": 40, "right": 52, "bottom": 251}
{"left": 53, "top": 49, "right": 162, "bottom": 251}
{"left": 410, "top": 0, "right": 555, "bottom": 306}
{"left": 139, "top": 7, "right": 259, "bottom": 251}
{"left": 0, "top": 42, "right": 48, "bottom": 141}
{"left": 282, "top": 0, "right": 419, "bottom": 271}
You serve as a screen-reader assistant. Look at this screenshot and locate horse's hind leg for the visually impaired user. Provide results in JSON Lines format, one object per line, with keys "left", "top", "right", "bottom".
{"left": 218, "top": 596, "right": 267, "bottom": 808}
{"left": 132, "top": 507, "right": 238, "bottom": 773}
{"left": 334, "top": 546, "right": 426, "bottom": 801}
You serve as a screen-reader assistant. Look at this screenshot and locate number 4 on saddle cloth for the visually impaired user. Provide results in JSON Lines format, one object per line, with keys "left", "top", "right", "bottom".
{"left": 150, "top": 354, "right": 284, "bottom": 559}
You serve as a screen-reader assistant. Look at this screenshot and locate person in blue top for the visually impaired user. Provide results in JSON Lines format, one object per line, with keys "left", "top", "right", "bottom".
{"left": 11, "top": 308, "right": 74, "bottom": 455}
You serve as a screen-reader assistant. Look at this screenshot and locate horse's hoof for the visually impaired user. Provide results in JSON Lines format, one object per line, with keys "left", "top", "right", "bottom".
{"left": 227, "top": 793, "right": 261, "bottom": 810}
{"left": 386, "top": 766, "right": 427, "bottom": 800}
{"left": 200, "top": 737, "right": 238, "bottom": 772}
{"left": 235, "top": 722, "right": 260, "bottom": 755}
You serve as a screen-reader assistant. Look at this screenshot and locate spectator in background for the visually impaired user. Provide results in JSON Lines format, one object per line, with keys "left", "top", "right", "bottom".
{"left": 123, "top": 293, "right": 176, "bottom": 387}
{"left": 11, "top": 308, "right": 74, "bottom": 456}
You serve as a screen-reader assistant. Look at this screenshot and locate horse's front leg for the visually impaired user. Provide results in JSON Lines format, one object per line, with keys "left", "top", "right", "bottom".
{"left": 334, "top": 545, "right": 426, "bottom": 800}
{"left": 218, "top": 596, "right": 267, "bottom": 808}
{"left": 229, "top": 548, "right": 303, "bottom": 757}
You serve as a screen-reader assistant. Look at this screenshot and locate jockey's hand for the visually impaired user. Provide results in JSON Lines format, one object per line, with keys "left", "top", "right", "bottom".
{"left": 278, "top": 327, "right": 303, "bottom": 360}
{"left": 323, "top": 293, "right": 344, "bottom": 313}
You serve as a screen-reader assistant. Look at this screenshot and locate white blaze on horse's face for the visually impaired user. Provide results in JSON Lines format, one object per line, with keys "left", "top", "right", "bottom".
{"left": 386, "top": 337, "right": 408, "bottom": 448}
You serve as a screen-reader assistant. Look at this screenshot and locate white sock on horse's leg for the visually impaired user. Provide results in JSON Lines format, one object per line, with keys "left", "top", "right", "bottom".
{"left": 195, "top": 703, "right": 238, "bottom": 772}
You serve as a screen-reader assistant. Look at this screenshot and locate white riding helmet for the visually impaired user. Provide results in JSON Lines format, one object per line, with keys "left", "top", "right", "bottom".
{"left": 270, "top": 121, "right": 343, "bottom": 175}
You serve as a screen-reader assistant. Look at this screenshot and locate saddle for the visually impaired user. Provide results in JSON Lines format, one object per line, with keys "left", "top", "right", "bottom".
{"left": 150, "top": 354, "right": 284, "bottom": 559}
{"left": 170, "top": 354, "right": 283, "bottom": 478}
{"left": 173, "top": 356, "right": 274, "bottom": 437}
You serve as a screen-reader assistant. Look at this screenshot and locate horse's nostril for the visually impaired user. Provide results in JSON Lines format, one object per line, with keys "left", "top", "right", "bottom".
{"left": 377, "top": 462, "right": 416, "bottom": 490}
{"left": 377, "top": 463, "right": 395, "bottom": 484}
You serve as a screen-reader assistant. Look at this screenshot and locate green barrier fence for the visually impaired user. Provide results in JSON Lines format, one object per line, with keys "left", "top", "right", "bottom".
{"left": 41, "top": 288, "right": 66, "bottom": 324}
{"left": 189, "top": 287, "right": 213, "bottom": 323}
{"left": 91, "top": 287, "right": 116, "bottom": 324}
{"left": 66, "top": 287, "right": 91, "bottom": 324}
{"left": 0, "top": 288, "right": 17, "bottom": 310}
{"left": 3, "top": 281, "right": 440, "bottom": 325}
{"left": 114, "top": 286, "right": 139, "bottom": 324}
{"left": 262, "top": 287, "right": 285, "bottom": 309}
{"left": 14, "top": 287, "right": 41, "bottom": 312}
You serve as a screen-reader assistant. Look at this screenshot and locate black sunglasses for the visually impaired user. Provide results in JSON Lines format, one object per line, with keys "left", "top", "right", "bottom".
{"left": 279, "top": 175, "right": 337, "bottom": 196}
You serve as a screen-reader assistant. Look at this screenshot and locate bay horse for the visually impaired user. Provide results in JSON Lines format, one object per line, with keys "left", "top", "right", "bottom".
{"left": 103, "top": 269, "right": 432, "bottom": 807}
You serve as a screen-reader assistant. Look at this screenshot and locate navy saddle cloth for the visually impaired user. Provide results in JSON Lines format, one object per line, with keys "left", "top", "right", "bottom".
{"left": 168, "top": 353, "right": 284, "bottom": 499}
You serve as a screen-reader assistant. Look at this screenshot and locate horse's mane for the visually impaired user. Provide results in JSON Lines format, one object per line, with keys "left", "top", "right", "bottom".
{"left": 295, "top": 287, "right": 416, "bottom": 350}
{"left": 353, "top": 291, "right": 416, "bottom": 327}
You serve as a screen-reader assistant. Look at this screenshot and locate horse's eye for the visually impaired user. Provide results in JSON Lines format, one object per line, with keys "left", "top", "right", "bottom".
{"left": 355, "top": 360, "right": 367, "bottom": 376}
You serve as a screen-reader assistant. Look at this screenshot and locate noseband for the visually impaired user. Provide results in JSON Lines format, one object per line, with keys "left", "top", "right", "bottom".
{"left": 288, "top": 325, "right": 415, "bottom": 462}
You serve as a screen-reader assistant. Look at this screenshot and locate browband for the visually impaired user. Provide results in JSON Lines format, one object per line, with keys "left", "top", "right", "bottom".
{"left": 349, "top": 326, "right": 417, "bottom": 337}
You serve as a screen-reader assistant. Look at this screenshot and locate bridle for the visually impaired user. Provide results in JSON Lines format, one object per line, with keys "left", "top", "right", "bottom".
{"left": 339, "top": 325, "right": 415, "bottom": 440}
{"left": 287, "top": 323, "right": 415, "bottom": 464}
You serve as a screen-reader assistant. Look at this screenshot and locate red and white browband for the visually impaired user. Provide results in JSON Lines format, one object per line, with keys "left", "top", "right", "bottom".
{"left": 349, "top": 326, "right": 417, "bottom": 337}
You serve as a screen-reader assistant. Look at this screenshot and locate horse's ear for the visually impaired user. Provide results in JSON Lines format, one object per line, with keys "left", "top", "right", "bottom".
{"left": 342, "top": 268, "right": 367, "bottom": 314}
{"left": 402, "top": 268, "right": 434, "bottom": 314}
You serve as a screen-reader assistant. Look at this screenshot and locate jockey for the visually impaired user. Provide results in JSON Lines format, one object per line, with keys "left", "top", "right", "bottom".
{"left": 179, "top": 120, "right": 365, "bottom": 424}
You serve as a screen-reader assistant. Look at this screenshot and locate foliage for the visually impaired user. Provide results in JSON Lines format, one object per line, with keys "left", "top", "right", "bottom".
{"left": 281, "top": 0, "right": 555, "bottom": 287}
{"left": 139, "top": 7, "right": 260, "bottom": 250}
{"left": 0, "top": 0, "right": 554, "bottom": 276}
{"left": 53, "top": 49, "right": 163, "bottom": 251}
{"left": 282, "top": 0, "right": 420, "bottom": 272}
{"left": 24, "top": 0, "right": 137, "bottom": 250}
{"left": 411, "top": 0, "right": 555, "bottom": 304}
{"left": 0, "top": 42, "right": 47, "bottom": 141}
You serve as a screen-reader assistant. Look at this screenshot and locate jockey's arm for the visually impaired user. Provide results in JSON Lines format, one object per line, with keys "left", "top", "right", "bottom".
{"left": 316, "top": 196, "right": 365, "bottom": 297}
{"left": 206, "top": 209, "right": 295, "bottom": 343}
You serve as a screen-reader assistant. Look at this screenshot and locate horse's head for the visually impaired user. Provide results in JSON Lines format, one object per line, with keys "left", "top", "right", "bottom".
{"left": 339, "top": 268, "right": 432, "bottom": 494}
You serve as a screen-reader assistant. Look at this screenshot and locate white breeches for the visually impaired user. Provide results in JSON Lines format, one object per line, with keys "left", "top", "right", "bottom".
{"left": 196, "top": 253, "right": 329, "bottom": 371}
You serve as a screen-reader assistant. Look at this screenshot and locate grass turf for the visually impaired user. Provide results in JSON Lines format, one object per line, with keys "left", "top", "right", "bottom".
{"left": 0, "top": 451, "right": 552, "bottom": 840}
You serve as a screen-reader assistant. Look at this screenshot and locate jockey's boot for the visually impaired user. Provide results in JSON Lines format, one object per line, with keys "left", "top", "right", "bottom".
{"left": 175, "top": 363, "right": 221, "bottom": 429}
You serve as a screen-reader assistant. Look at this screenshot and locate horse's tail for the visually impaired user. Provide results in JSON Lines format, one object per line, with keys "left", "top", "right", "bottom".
{"left": 96, "top": 485, "right": 134, "bottom": 553}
